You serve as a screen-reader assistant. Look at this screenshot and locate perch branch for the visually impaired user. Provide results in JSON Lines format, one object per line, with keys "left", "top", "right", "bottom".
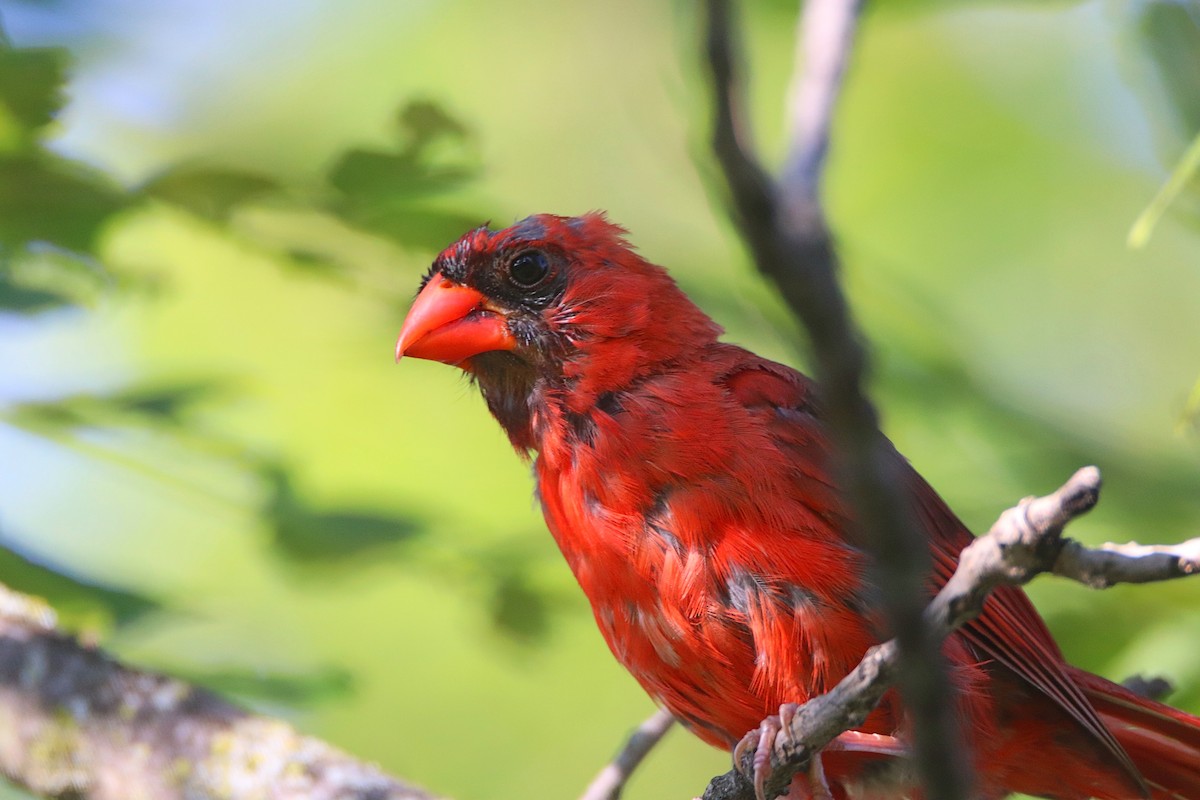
{"left": 703, "top": 467, "right": 1200, "bottom": 800}
{"left": 703, "top": 1, "right": 970, "bottom": 798}
{"left": 0, "top": 582, "right": 440, "bottom": 800}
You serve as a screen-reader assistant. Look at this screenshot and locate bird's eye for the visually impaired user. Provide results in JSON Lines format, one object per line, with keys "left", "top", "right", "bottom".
{"left": 508, "top": 250, "right": 550, "bottom": 289}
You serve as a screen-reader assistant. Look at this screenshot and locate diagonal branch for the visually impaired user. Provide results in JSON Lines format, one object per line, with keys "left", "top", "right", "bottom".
{"left": 703, "top": 467, "right": 1200, "bottom": 800}
{"left": 702, "top": 2, "right": 971, "bottom": 798}
{"left": 783, "top": 0, "right": 866, "bottom": 199}
{"left": 577, "top": 708, "right": 675, "bottom": 800}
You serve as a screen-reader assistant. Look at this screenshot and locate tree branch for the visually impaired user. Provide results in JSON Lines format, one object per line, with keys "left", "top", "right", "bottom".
{"left": 702, "top": 467, "right": 1200, "bottom": 800}
{"left": 782, "top": 0, "right": 865, "bottom": 198}
{"left": 0, "top": 583, "right": 440, "bottom": 800}
{"left": 578, "top": 709, "right": 675, "bottom": 800}
{"left": 702, "top": 2, "right": 970, "bottom": 798}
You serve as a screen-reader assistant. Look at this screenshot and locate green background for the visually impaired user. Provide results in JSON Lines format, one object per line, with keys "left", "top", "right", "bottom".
{"left": 1, "top": 1, "right": 1198, "bottom": 798}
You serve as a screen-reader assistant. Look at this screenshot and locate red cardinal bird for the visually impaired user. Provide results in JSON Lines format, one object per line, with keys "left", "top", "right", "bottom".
{"left": 396, "top": 213, "right": 1200, "bottom": 800}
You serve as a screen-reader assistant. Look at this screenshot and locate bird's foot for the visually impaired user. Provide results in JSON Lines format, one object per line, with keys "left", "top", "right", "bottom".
{"left": 733, "top": 706, "right": 908, "bottom": 800}
{"left": 732, "top": 703, "right": 802, "bottom": 800}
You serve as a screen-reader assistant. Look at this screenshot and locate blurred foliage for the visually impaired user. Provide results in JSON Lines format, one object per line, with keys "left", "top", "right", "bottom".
{"left": 0, "top": 43, "right": 128, "bottom": 313}
{"left": 0, "top": 3, "right": 1197, "bottom": 800}
{"left": 173, "top": 663, "right": 357, "bottom": 708}
{"left": 257, "top": 459, "right": 423, "bottom": 566}
{"left": 0, "top": 24, "right": 549, "bottom": 666}
{"left": 0, "top": 527, "right": 157, "bottom": 627}
{"left": 1124, "top": 0, "right": 1200, "bottom": 236}
{"left": 1130, "top": 0, "right": 1200, "bottom": 141}
{"left": 142, "top": 166, "right": 281, "bottom": 222}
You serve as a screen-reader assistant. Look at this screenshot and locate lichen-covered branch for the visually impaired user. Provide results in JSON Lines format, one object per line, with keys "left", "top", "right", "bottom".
{"left": 0, "top": 583, "right": 439, "bottom": 800}
{"left": 702, "top": 467, "right": 1200, "bottom": 800}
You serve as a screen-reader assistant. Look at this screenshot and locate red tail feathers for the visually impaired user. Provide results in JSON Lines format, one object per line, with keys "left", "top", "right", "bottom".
{"left": 1068, "top": 667, "right": 1200, "bottom": 800}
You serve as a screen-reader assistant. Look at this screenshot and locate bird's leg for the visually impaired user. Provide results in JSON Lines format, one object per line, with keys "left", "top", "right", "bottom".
{"left": 771, "top": 703, "right": 834, "bottom": 800}
{"left": 826, "top": 730, "right": 907, "bottom": 758}
{"left": 806, "top": 749, "right": 834, "bottom": 800}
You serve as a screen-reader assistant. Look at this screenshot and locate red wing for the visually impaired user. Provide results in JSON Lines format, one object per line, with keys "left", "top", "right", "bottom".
{"left": 718, "top": 347, "right": 1140, "bottom": 783}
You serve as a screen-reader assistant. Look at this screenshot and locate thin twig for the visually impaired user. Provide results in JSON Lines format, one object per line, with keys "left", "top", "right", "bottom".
{"left": 578, "top": 709, "right": 676, "bottom": 800}
{"left": 783, "top": 0, "right": 866, "bottom": 198}
{"left": 1054, "top": 537, "right": 1200, "bottom": 587}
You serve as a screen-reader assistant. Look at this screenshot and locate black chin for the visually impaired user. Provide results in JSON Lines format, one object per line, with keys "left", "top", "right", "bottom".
{"left": 468, "top": 351, "right": 539, "bottom": 451}
{"left": 468, "top": 350, "right": 531, "bottom": 381}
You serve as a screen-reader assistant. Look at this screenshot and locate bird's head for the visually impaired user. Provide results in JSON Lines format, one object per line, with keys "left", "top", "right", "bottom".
{"left": 396, "top": 212, "right": 721, "bottom": 449}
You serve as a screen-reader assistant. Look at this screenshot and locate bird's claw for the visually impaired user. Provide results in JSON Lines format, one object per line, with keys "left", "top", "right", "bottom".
{"left": 733, "top": 703, "right": 802, "bottom": 800}
{"left": 734, "top": 710, "right": 905, "bottom": 800}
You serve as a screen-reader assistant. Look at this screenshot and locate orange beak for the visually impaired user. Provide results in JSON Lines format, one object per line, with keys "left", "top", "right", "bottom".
{"left": 395, "top": 274, "right": 516, "bottom": 366}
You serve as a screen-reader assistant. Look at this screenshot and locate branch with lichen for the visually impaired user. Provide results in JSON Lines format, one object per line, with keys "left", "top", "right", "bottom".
{"left": 0, "top": 583, "right": 439, "bottom": 800}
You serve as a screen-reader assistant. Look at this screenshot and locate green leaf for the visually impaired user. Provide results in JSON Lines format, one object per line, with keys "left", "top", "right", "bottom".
{"left": 328, "top": 99, "right": 476, "bottom": 202}
{"left": 323, "top": 99, "right": 483, "bottom": 248}
{"left": 1128, "top": 129, "right": 1200, "bottom": 248}
{"left": 0, "top": 154, "right": 128, "bottom": 253}
{"left": 0, "top": 46, "right": 69, "bottom": 148}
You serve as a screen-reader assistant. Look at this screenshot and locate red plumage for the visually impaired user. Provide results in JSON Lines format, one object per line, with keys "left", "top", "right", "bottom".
{"left": 396, "top": 212, "right": 1200, "bottom": 799}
